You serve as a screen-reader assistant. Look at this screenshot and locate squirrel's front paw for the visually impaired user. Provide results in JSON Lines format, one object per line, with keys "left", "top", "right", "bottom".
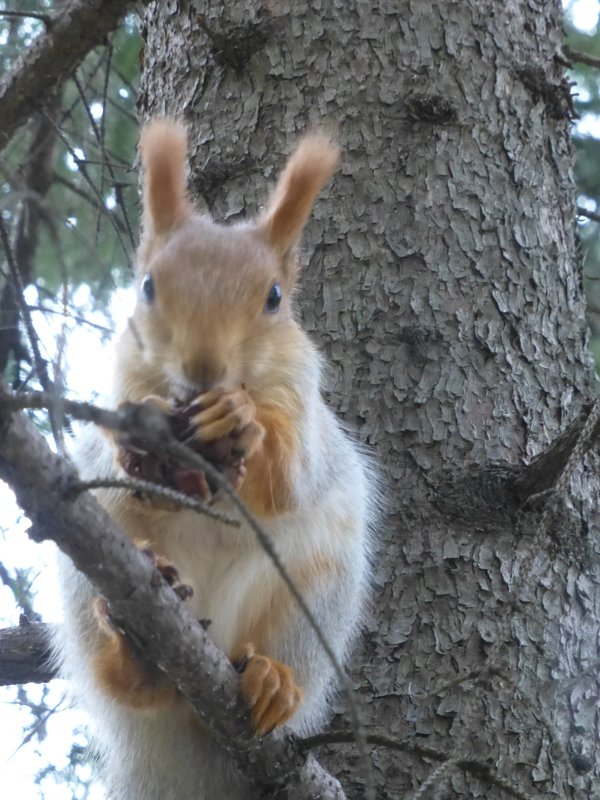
{"left": 142, "top": 546, "right": 194, "bottom": 601}
{"left": 232, "top": 642, "right": 302, "bottom": 736}
{"left": 188, "top": 387, "right": 265, "bottom": 460}
{"left": 114, "top": 395, "right": 215, "bottom": 503}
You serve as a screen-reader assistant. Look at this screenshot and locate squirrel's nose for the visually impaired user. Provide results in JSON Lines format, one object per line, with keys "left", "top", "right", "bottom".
{"left": 182, "top": 357, "right": 226, "bottom": 392}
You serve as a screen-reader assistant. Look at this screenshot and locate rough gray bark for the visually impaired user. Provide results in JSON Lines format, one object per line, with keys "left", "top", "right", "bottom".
{"left": 138, "top": 1, "right": 600, "bottom": 798}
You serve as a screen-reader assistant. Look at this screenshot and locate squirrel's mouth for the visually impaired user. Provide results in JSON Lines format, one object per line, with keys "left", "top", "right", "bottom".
{"left": 168, "top": 377, "right": 231, "bottom": 405}
{"left": 168, "top": 381, "right": 200, "bottom": 405}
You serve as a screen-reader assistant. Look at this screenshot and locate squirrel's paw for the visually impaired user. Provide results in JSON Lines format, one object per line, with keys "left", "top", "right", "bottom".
{"left": 232, "top": 642, "right": 302, "bottom": 736}
{"left": 142, "top": 545, "right": 194, "bottom": 601}
{"left": 94, "top": 545, "right": 193, "bottom": 635}
{"left": 189, "top": 387, "right": 265, "bottom": 459}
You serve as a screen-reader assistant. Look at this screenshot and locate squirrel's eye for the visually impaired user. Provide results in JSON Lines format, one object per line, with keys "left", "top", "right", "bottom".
{"left": 141, "top": 273, "right": 155, "bottom": 304}
{"left": 264, "top": 282, "right": 282, "bottom": 314}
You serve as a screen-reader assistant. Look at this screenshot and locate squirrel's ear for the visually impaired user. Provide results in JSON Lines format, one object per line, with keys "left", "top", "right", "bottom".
{"left": 139, "top": 119, "right": 190, "bottom": 236}
{"left": 259, "top": 135, "right": 340, "bottom": 258}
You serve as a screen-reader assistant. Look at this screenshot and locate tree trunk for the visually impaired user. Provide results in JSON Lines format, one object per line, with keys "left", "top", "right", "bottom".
{"left": 140, "top": 1, "right": 600, "bottom": 798}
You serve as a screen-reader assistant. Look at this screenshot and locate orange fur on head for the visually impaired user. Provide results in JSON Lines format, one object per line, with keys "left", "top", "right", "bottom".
{"left": 139, "top": 119, "right": 190, "bottom": 236}
{"left": 261, "top": 135, "right": 340, "bottom": 258}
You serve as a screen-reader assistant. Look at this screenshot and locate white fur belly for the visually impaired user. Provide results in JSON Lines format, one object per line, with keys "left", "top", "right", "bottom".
{"left": 149, "top": 511, "right": 277, "bottom": 656}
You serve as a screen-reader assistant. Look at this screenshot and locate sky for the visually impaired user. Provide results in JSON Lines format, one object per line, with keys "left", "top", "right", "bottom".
{"left": 1, "top": 0, "right": 600, "bottom": 797}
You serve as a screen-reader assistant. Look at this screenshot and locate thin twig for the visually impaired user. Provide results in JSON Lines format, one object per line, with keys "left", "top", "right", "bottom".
{"left": 111, "top": 65, "right": 138, "bottom": 99}
{"left": 0, "top": 216, "right": 52, "bottom": 393}
{"left": 73, "top": 70, "right": 136, "bottom": 251}
{"left": 0, "top": 394, "right": 347, "bottom": 799}
{"left": 8, "top": 693, "right": 65, "bottom": 760}
{"left": 0, "top": 10, "right": 52, "bottom": 26}
{"left": 576, "top": 205, "right": 600, "bottom": 223}
{"left": 70, "top": 477, "right": 240, "bottom": 526}
{"left": 58, "top": 48, "right": 107, "bottom": 127}
{"left": 75, "top": 156, "right": 132, "bottom": 170}
{"left": 106, "top": 94, "right": 138, "bottom": 125}
{"left": 0, "top": 0, "right": 151, "bottom": 149}
{"left": 52, "top": 172, "right": 128, "bottom": 232}
{"left": 565, "top": 45, "right": 600, "bottom": 70}
{"left": 0, "top": 215, "right": 69, "bottom": 449}
{"left": 40, "top": 112, "right": 133, "bottom": 268}
{"left": 99, "top": 42, "right": 112, "bottom": 240}
{"left": 164, "top": 439, "right": 374, "bottom": 799}
{"left": 26, "top": 304, "right": 114, "bottom": 335}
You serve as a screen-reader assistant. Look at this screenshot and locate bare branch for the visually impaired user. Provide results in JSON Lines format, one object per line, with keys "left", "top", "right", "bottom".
{"left": 0, "top": 0, "right": 151, "bottom": 151}
{"left": 576, "top": 205, "right": 600, "bottom": 224}
{"left": 0, "top": 217, "right": 53, "bottom": 393}
{"left": 73, "top": 71, "right": 136, "bottom": 251}
{"left": 13, "top": 96, "right": 61, "bottom": 287}
{"left": 25, "top": 303, "right": 114, "bottom": 335}
{"left": 70, "top": 477, "right": 240, "bottom": 526}
{"left": 41, "top": 113, "right": 133, "bottom": 268}
{"left": 0, "top": 11, "right": 52, "bottom": 26}
{"left": 564, "top": 45, "right": 600, "bottom": 70}
{"left": 0, "top": 622, "right": 55, "bottom": 686}
{"left": 513, "top": 401, "right": 600, "bottom": 502}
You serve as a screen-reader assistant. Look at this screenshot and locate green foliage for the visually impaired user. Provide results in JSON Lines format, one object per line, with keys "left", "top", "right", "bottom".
{"left": 0, "top": 3, "right": 140, "bottom": 311}
{"left": 565, "top": 1, "right": 600, "bottom": 341}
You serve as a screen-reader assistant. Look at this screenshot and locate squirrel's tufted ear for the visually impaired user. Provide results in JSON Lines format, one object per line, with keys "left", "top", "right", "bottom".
{"left": 139, "top": 119, "right": 190, "bottom": 236}
{"left": 259, "top": 135, "right": 340, "bottom": 259}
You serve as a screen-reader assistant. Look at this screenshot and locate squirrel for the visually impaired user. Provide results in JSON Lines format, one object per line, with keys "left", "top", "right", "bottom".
{"left": 54, "top": 119, "right": 375, "bottom": 800}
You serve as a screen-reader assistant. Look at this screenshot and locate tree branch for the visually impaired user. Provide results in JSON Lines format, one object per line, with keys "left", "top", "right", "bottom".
{"left": 576, "top": 205, "right": 600, "bottom": 224}
{"left": 0, "top": 11, "right": 52, "bottom": 26}
{"left": 513, "top": 401, "right": 600, "bottom": 502}
{"left": 564, "top": 45, "right": 600, "bottom": 70}
{"left": 0, "top": 0, "right": 151, "bottom": 151}
{"left": 0, "top": 97, "right": 60, "bottom": 380}
{"left": 0, "top": 386, "right": 346, "bottom": 799}
{"left": 0, "top": 621, "right": 55, "bottom": 686}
